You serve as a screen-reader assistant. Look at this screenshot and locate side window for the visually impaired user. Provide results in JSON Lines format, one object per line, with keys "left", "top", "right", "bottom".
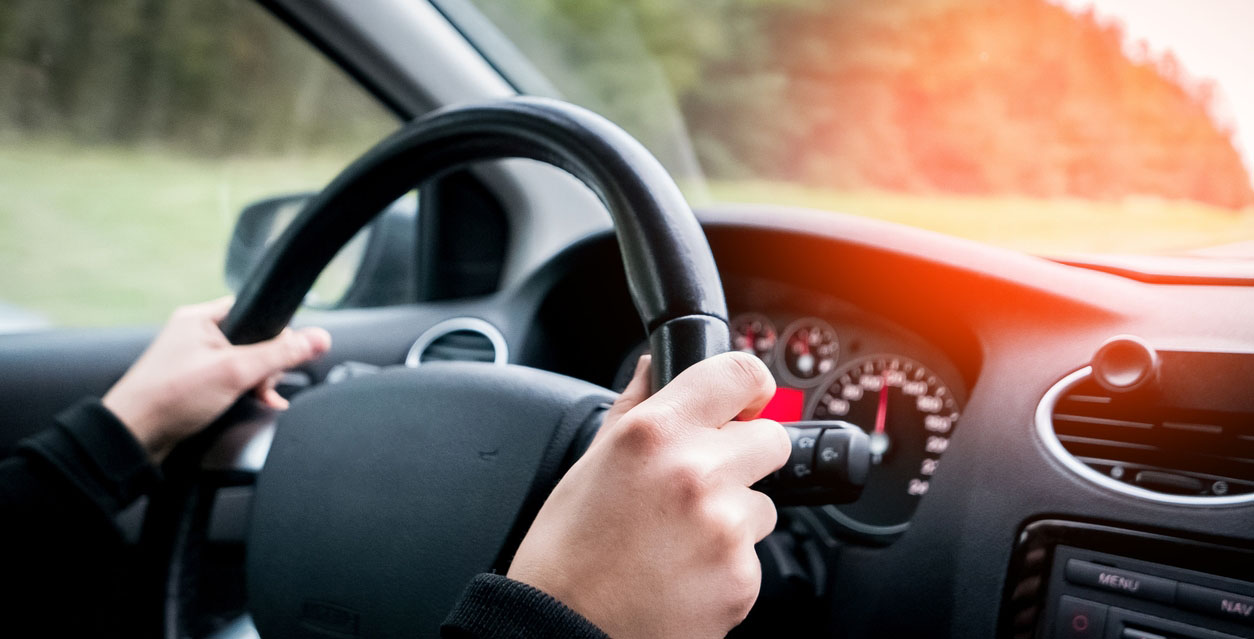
{"left": 0, "top": 0, "right": 399, "bottom": 329}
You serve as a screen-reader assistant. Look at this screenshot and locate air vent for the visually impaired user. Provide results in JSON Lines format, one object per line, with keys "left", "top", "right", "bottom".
{"left": 1037, "top": 367, "right": 1254, "bottom": 505}
{"left": 405, "top": 318, "right": 508, "bottom": 367}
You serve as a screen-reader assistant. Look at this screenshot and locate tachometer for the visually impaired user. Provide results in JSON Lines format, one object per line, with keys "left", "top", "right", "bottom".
{"left": 811, "top": 355, "right": 960, "bottom": 529}
{"left": 779, "top": 318, "right": 839, "bottom": 386}
{"left": 730, "top": 313, "right": 777, "bottom": 364}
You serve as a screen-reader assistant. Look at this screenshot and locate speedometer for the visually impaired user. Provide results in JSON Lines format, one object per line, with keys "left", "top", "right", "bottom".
{"left": 810, "top": 355, "right": 960, "bottom": 529}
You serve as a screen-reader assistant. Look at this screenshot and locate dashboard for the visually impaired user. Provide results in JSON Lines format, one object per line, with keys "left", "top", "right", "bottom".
{"left": 5, "top": 202, "right": 1249, "bottom": 639}
{"left": 520, "top": 205, "right": 1254, "bottom": 638}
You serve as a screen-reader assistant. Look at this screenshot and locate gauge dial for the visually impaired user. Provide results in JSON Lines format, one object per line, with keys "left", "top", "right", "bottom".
{"left": 730, "top": 313, "right": 777, "bottom": 364}
{"left": 811, "top": 355, "right": 960, "bottom": 528}
{"left": 779, "top": 318, "right": 839, "bottom": 385}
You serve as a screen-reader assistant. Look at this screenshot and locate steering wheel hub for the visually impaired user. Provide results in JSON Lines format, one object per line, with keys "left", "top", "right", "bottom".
{"left": 248, "top": 364, "right": 614, "bottom": 637}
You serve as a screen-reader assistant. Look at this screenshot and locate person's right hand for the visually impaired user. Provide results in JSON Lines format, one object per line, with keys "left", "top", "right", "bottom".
{"left": 507, "top": 352, "right": 790, "bottom": 639}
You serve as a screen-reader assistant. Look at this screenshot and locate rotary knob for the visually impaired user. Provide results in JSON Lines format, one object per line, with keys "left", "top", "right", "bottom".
{"left": 1091, "top": 335, "right": 1158, "bottom": 392}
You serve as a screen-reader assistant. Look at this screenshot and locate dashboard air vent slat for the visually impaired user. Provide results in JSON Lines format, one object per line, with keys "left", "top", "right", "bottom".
{"left": 1038, "top": 369, "right": 1254, "bottom": 503}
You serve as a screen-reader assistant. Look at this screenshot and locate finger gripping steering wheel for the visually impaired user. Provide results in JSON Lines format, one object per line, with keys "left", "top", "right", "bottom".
{"left": 147, "top": 97, "right": 732, "bottom": 638}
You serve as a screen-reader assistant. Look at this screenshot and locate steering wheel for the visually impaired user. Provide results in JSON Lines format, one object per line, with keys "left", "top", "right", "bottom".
{"left": 139, "top": 97, "right": 732, "bottom": 638}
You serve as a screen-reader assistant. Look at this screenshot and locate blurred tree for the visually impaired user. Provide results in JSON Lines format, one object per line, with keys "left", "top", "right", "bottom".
{"left": 766, "top": 0, "right": 1253, "bottom": 208}
{"left": 479, "top": 0, "right": 1253, "bottom": 208}
{"left": 0, "top": 0, "right": 394, "bottom": 156}
{"left": 0, "top": 0, "right": 1248, "bottom": 208}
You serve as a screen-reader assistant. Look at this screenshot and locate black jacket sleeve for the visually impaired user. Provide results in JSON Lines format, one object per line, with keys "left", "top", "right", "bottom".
{"left": 1, "top": 399, "right": 609, "bottom": 638}
{"left": 0, "top": 397, "right": 160, "bottom": 637}
{"left": 442, "top": 573, "right": 610, "bottom": 639}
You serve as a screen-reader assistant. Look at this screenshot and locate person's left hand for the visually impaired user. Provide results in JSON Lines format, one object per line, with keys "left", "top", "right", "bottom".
{"left": 102, "top": 297, "right": 331, "bottom": 461}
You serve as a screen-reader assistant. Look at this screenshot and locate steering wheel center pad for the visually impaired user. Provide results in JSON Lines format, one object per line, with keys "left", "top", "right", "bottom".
{"left": 247, "top": 364, "right": 614, "bottom": 638}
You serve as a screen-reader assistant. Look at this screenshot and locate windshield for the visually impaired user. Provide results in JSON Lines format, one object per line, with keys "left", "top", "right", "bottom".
{"left": 462, "top": 0, "right": 1254, "bottom": 257}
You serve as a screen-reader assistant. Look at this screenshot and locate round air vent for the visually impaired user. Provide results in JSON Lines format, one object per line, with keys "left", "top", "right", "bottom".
{"left": 405, "top": 318, "right": 508, "bottom": 367}
{"left": 1036, "top": 367, "right": 1254, "bottom": 506}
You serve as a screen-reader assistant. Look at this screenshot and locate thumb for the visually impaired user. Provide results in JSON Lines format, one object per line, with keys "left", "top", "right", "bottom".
{"left": 602, "top": 354, "right": 652, "bottom": 429}
{"left": 229, "top": 327, "right": 332, "bottom": 389}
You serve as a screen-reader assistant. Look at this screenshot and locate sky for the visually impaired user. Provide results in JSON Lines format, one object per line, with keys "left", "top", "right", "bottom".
{"left": 1053, "top": 0, "right": 1254, "bottom": 185}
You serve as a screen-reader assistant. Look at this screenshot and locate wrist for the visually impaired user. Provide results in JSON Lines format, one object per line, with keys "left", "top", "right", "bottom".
{"left": 102, "top": 387, "right": 173, "bottom": 462}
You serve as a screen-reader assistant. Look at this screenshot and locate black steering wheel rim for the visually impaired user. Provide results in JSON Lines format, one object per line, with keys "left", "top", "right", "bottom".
{"left": 220, "top": 96, "right": 729, "bottom": 388}
{"left": 141, "top": 96, "right": 732, "bottom": 638}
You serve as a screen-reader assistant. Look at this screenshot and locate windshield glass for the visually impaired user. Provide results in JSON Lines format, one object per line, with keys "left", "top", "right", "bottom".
{"left": 464, "top": 0, "right": 1254, "bottom": 257}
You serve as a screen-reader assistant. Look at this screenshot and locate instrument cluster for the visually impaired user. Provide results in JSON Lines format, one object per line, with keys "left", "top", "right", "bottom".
{"left": 614, "top": 305, "right": 967, "bottom": 540}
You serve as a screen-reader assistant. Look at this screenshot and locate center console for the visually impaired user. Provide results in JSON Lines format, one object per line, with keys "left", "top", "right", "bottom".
{"left": 1002, "top": 520, "right": 1254, "bottom": 639}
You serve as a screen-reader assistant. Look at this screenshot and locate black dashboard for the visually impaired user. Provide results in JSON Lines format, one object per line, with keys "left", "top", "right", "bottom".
{"left": 520, "top": 204, "right": 1254, "bottom": 638}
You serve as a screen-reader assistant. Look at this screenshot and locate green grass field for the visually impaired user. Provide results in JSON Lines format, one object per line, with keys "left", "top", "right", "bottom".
{"left": 0, "top": 141, "right": 349, "bottom": 326}
{"left": 3, "top": 141, "right": 1253, "bottom": 327}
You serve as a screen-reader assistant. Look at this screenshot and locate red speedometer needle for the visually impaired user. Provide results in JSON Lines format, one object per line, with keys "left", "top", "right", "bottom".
{"left": 874, "top": 374, "right": 889, "bottom": 435}
{"left": 867, "top": 373, "right": 891, "bottom": 463}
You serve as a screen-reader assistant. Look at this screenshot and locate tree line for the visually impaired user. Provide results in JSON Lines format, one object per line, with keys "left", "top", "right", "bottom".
{"left": 480, "top": 0, "right": 1253, "bottom": 209}
{"left": 0, "top": 0, "right": 391, "bottom": 155}
{"left": 2, "top": 0, "right": 1250, "bottom": 208}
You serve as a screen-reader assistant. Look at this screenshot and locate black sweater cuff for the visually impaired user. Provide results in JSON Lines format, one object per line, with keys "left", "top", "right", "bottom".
{"left": 17, "top": 397, "right": 160, "bottom": 518}
{"left": 442, "top": 574, "right": 609, "bottom": 639}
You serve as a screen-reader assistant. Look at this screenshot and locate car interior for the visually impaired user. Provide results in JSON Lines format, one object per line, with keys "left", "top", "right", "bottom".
{"left": 1, "top": 1, "right": 1251, "bottom": 638}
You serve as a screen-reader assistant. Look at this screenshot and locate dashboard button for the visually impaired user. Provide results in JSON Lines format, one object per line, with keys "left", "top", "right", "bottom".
{"left": 1120, "top": 629, "right": 1168, "bottom": 639}
{"left": 1065, "top": 560, "right": 1176, "bottom": 604}
{"left": 1177, "top": 583, "right": 1254, "bottom": 627}
{"left": 1056, "top": 596, "right": 1107, "bottom": 639}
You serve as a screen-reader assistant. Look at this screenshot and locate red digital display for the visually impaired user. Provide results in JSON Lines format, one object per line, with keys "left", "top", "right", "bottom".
{"left": 758, "top": 387, "right": 804, "bottom": 422}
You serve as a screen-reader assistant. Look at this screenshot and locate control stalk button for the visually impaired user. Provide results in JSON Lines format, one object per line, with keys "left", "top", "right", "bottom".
{"left": 814, "top": 426, "right": 870, "bottom": 487}
{"left": 1056, "top": 595, "right": 1107, "bottom": 639}
{"left": 1177, "top": 583, "right": 1254, "bottom": 627}
{"left": 781, "top": 427, "right": 821, "bottom": 483}
{"left": 1065, "top": 560, "right": 1176, "bottom": 604}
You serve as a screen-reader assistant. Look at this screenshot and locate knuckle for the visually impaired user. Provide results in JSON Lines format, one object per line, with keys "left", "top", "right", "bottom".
{"left": 615, "top": 415, "right": 664, "bottom": 455}
{"left": 667, "top": 460, "right": 713, "bottom": 506}
{"left": 613, "top": 407, "right": 674, "bottom": 455}
{"left": 724, "top": 557, "right": 761, "bottom": 621}
{"left": 710, "top": 524, "right": 741, "bottom": 558}
{"left": 755, "top": 491, "right": 779, "bottom": 533}
{"left": 698, "top": 502, "right": 743, "bottom": 553}
{"left": 723, "top": 351, "right": 774, "bottom": 395}
{"left": 223, "top": 357, "right": 252, "bottom": 387}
